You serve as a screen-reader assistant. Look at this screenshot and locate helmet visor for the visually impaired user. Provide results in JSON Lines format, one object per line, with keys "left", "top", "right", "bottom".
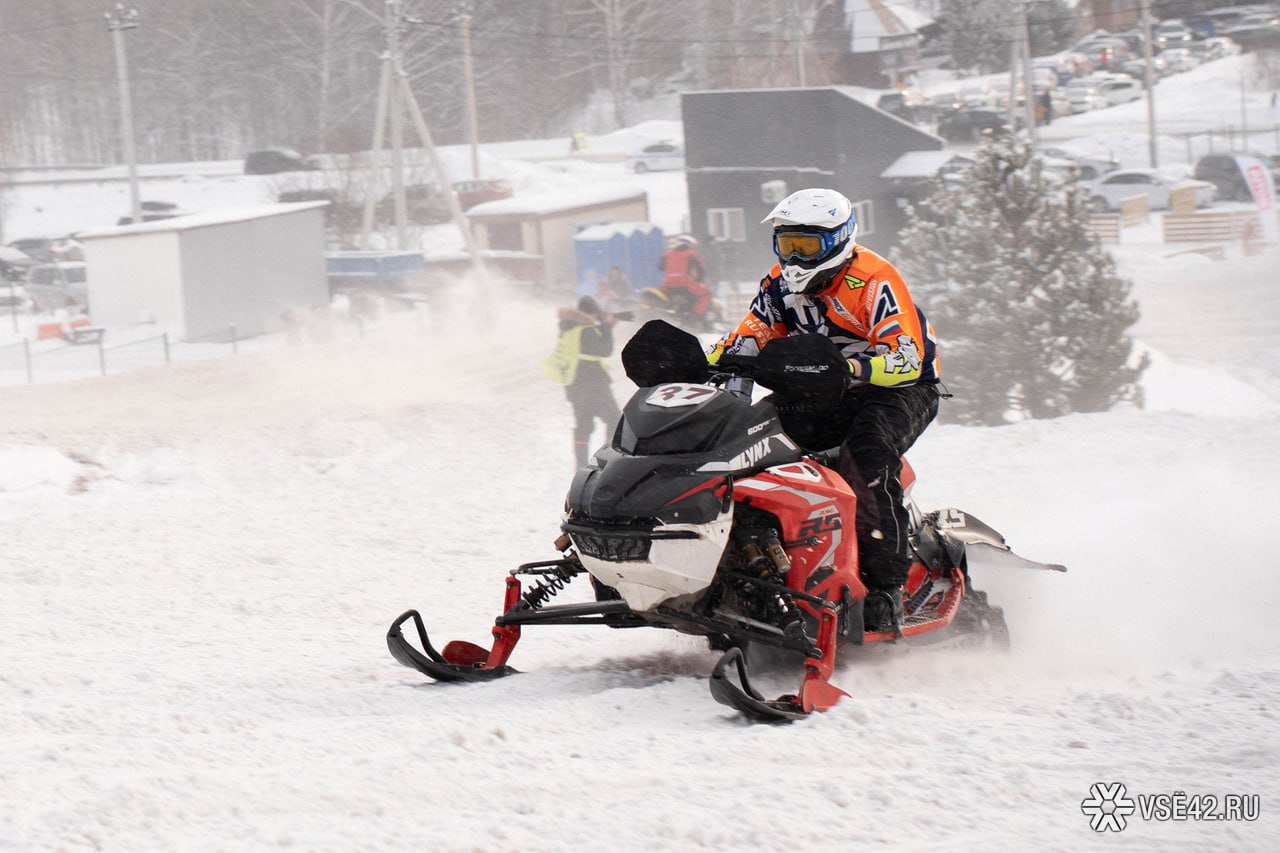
{"left": 773, "top": 230, "right": 830, "bottom": 262}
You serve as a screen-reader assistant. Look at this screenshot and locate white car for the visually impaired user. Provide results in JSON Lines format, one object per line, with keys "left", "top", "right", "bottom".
{"left": 1096, "top": 77, "right": 1143, "bottom": 106}
{"left": 1086, "top": 169, "right": 1216, "bottom": 212}
{"left": 1065, "top": 85, "right": 1108, "bottom": 113}
{"left": 1039, "top": 146, "right": 1120, "bottom": 180}
{"left": 25, "top": 261, "right": 88, "bottom": 311}
{"left": 1160, "top": 48, "right": 1201, "bottom": 74}
{"left": 626, "top": 141, "right": 685, "bottom": 173}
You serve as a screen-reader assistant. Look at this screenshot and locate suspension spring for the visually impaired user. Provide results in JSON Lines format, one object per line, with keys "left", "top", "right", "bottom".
{"left": 773, "top": 592, "right": 807, "bottom": 641}
{"left": 520, "top": 564, "right": 578, "bottom": 609}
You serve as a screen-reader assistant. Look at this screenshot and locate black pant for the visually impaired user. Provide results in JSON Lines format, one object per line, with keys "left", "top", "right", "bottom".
{"left": 781, "top": 383, "right": 939, "bottom": 589}
{"left": 566, "top": 363, "right": 621, "bottom": 466}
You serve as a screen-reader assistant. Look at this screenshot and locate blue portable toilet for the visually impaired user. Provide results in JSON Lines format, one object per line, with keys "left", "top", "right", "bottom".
{"left": 635, "top": 224, "right": 666, "bottom": 289}
{"left": 572, "top": 228, "right": 611, "bottom": 295}
{"left": 574, "top": 224, "right": 637, "bottom": 295}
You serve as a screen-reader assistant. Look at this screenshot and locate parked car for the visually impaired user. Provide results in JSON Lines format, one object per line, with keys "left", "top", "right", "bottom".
{"left": 1064, "top": 85, "right": 1109, "bottom": 113}
{"left": 1117, "top": 56, "right": 1169, "bottom": 80}
{"left": 956, "top": 84, "right": 999, "bottom": 108}
{"left": 1222, "top": 11, "right": 1280, "bottom": 50}
{"left": 1086, "top": 168, "right": 1216, "bottom": 211}
{"left": 0, "top": 244, "right": 38, "bottom": 281}
{"left": 25, "top": 261, "right": 88, "bottom": 310}
{"left": 1039, "top": 146, "right": 1120, "bottom": 180}
{"left": 626, "top": 141, "right": 685, "bottom": 173}
{"left": 1032, "top": 56, "right": 1074, "bottom": 87}
{"left": 117, "top": 200, "right": 190, "bottom": 226}
{"left": 452, "top": 178, "right": 513, "bottom": 210}
{"left": 1096, "top": 77, "right": 1143, "bottom": 105}
{"left": 0, "top": 282, "right": 33, "bottom": 312}
{"left": 1184, "top": 14, "right": 1220, "bottom": 40}
{"left": 6, "top": 235, "right": 82, "bottom": 263}
{"left": 1080, "top": 39, "right": 1133, "bottom": 69}
{"left": 935, "top": 108, "right": 1009, "bottom": 142}
{"left": 1193, "top": 152, "right": 1280, "bottom": 201}
{"left": 243, "top": 148, "right": 319, "bottom": 175}
{"left": 876, "top": 89, "right": 929, "bottom": 121}
{"left": 1154, "top": 19, "right": 1195, "bottom": 50}
{"left": 1201, "top": 36, "right": 1242, "bottom": 60}
{"left": 1159, "top": 47, "right": 1201, "bottom": 73}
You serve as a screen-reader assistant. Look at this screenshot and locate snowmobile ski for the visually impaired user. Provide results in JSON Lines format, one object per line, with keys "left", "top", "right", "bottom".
{"left": 709, "top": 608, "right": 849, "bottom": 723}
{"left": 709, "top": 647, "right": 810, "bottom": 722}
{"left": 386, "top": 609, "right": 518, "bottom": 682}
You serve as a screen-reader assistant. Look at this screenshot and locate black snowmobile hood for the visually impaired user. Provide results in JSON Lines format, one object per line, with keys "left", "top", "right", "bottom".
{"left": 565, "top": 386, "right": 801, "bottom": 524}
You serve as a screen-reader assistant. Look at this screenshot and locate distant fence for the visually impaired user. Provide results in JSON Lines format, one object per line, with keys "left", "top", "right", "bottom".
{"left": 0, "top": 304, "right": 436, "bottom": 388}
{"left": 1173, "top": 124, "right": 1280, "bottom": 164}
{"left": 1118, "top": 194, "right": 1150, "bottom": 227}
{"left": 1163, "top": 210, "right": 1261, "bottom": 243}
{"left": 1169, "top": 185, "right": 1199, "bottom": 214}
{"left": 0, "top": 333, "right": 171, "bottom": 386}
{"left": 1087, "top": 214, "right": 1121, "bottom": 243}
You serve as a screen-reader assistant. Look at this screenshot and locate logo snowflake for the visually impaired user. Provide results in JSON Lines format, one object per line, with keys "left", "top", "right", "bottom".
{"left": 1081, "top": 782, "right": 1136, "bottom": 832}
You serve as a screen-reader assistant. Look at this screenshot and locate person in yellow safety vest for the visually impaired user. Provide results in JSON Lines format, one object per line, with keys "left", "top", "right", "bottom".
{"left": 542, "top": 295, "right": 622, "bottom": 467}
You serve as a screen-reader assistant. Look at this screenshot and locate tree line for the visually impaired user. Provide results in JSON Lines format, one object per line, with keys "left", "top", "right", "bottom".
{"left": 0, "top": 0, "right": 853, "bottom": 166}
{"left": 0, "top": 0, "right": 1111, "bottom": 168}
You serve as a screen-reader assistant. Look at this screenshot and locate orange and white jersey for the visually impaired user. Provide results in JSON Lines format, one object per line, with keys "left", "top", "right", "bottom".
{"left": 711, "top": 247, "right": 939, "bottom": 386}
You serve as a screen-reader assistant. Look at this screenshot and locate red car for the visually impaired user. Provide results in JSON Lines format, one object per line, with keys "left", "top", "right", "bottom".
{"left": 453, "top": 179, "right": 512, "bottom": 211}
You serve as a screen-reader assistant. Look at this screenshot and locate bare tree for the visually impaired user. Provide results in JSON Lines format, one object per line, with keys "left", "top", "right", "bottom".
{"left": 0, "top": 0, "right": 851, "bottom": 166}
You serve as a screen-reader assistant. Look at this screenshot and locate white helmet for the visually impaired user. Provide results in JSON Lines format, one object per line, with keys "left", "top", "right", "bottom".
{"left": 761, "top": 188, "right": 858, "bottom": 295}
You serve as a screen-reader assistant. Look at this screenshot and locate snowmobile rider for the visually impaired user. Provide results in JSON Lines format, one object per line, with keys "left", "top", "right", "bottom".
{"left": 658, "top": 235, "right": 711, "bottom": 318}
{"left": 707, "top": 188, "right": 941, "bottom": 634}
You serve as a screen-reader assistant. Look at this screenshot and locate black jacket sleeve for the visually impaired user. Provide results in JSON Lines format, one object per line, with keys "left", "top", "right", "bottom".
{"left": 579, "top": 324, "right": 613, "bottom": 358}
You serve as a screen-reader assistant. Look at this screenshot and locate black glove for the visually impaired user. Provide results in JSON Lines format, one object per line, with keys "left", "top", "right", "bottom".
{"left": 754, "top": 335, "right": 849, "bottom": 402}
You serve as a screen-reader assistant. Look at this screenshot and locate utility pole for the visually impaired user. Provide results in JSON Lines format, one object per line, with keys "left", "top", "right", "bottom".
{"left": 1007, "top": 16, "right": 1020, "bottom": 133}
{"left": 106, "top": 4, "right": 142, "bottom": 226}
{"left": 387, "top": 0, "right": 408, "bottom": 249}
{"left": 792, "top": 0, "right": 806, "bottom": 87}
{"left": 1140, "top": 0, "right": 1158, "bottom": 167}
{"left": 1020, "top": 4, "right": 1036, "bottom": 143}
{"left": 459, "top": 7, "right": 481, "bottom": 179}
{"left": 360, "top": 0, "right": 484, "bottom": 275}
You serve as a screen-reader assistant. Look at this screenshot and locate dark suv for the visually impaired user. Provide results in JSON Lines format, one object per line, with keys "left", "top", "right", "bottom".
{"left": 244, "top": 148, "right": 319, "bottom": 175}
{"left": 936, "top": 109, "right": 1009, "bottom": 142}
{"left": 1193, "top": 153, "right": 1279, "bottom": 201}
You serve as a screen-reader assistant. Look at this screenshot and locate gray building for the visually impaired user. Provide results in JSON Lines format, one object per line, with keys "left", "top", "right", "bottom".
{"left": 682, "top": 87, "right": 942, "bottom": 288}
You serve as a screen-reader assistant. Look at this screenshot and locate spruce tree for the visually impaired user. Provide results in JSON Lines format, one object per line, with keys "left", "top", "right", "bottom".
{"left": 894, "top": 136, "right": 1148, "bottom": 426}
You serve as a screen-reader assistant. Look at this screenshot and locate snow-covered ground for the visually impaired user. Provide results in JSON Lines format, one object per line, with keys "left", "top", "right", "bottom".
{"left": 3, "top": 56, "right": 1280, "bottom": 851}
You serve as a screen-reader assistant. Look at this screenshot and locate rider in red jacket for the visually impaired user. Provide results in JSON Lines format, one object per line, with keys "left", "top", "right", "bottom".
{"left": 659, "top": 236, "right": 711, "bottom": 317}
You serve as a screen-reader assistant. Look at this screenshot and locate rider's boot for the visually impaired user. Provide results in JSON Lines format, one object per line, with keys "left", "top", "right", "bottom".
{"left": 863, "top": 585, "right": 904, "bottom": 635}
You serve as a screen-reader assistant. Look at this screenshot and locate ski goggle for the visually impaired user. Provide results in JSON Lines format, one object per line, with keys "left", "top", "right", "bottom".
{"left": 772, "top": 219, "right": 852, "bottom": 263}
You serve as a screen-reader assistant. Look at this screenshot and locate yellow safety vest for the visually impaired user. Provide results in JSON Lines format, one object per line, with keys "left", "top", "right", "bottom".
{"left": 541, "top": 325, "right": 607, "bottom": 385}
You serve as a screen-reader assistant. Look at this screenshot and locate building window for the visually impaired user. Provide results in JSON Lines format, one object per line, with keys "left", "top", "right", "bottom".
{"left": 852, "top": 199, "right": 874, "bottom": 237}
{"left": 707, "top": 208, "right": 746, "bottom": 242}
{"left": 487, "top": 223, "right": 522, "bottom": 251}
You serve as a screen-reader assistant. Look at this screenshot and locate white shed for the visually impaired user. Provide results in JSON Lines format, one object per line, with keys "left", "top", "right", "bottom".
{"left": 465, "top": 187, "right": 649, "bottom": 293}
{"left": 77, "top": 202, "right": 329, "bottom": 341}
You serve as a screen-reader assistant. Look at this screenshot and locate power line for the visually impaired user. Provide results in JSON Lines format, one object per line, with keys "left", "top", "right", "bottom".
{"left": 0, "top": 16, "right": 103, "bottom": 38}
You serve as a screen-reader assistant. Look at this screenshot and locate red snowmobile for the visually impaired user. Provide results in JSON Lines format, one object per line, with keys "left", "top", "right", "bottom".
{"left": 387, "top": 320, "right": 1065, "bottom": 721}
